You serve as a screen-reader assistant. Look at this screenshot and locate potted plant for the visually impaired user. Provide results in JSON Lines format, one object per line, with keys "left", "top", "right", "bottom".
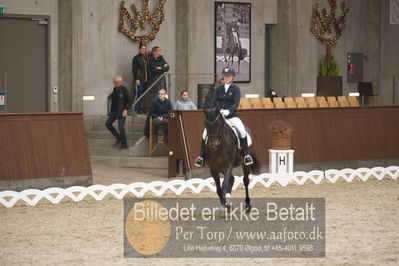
{"left": 269, "top": 120, "right": 293, "bottom": 150}
{"left": 310, "top": 0, "right": 349, "bottom": 97}
{"left": 317, "top": 56, "right": 343, "bottom": 97}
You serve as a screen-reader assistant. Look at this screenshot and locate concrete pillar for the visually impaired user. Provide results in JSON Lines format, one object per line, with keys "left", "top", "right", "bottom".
{"left": 365, "top": 0, "right": 381, "bottom": 95}
{"left": 287, "top": 0, "right": 298, "bottom": 97}
{"left": 58, "top": 0, "right": 72, "bottom": 112}
{"left": 71, "top": 0, "right": 84, "bottom": 112}
{"left": 58, "top": 0, "right": 84, "bottom": 112}
{"left": 381, "top": 0, "right": 399, "bottom": 105}
{"left": 270, "top": 0, "right": 290, "bottom": 97}
{"left": 175, "top": 0, "right": 189, "bottom": 95}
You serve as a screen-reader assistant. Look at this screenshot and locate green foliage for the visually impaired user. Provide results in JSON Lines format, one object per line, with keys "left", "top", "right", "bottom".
{"left": 320, "top": 58, "right": 339, "bottom": 76}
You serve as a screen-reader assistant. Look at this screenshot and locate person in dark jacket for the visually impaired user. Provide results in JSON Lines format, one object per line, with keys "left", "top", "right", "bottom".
{"left": 194, "top": 67, "right": 254, "bottom": 167}
{"left": 105, "top": 76, "right": 133, "bottom": 149}
{"left": 148, "top": 46, "right": 169, "bottom": 99}
{"left": 149, "top": 88, "right": 173, "bottom": 142}
{"left": 132, "top": 43, "right": 150, "bottom": 114}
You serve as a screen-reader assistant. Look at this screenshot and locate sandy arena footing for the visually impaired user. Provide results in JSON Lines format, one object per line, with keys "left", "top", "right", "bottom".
{"left": 0, "top": 177, "right": 398, "bottom": 265}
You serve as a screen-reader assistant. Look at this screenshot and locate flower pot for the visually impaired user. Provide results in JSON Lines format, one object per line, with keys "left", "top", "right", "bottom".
{"left": 317, "top": 76, "right": 343, "bottom": 97}
{"left": 271, "top": 130, "right": 292, "bottom": 150}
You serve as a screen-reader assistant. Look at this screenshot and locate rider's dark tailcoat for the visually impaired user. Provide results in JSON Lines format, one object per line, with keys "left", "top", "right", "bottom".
{"left": 210, "top": 83, "right": 241, "bottom": 119}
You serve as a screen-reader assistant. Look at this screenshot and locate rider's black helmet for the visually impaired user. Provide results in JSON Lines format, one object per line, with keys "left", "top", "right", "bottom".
{"left": 222, "top": 67, "right": 236, "bottom": 77}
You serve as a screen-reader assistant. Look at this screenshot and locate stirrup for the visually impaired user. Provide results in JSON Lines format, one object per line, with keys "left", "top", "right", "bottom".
{"left": 244, "top": 155, "right": 253, "bottom": 166}
{"left": 194, "top": 156, "right": 204, "bottom": 167}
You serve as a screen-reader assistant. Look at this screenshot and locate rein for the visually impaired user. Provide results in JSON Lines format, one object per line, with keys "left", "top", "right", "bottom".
{"left": 205, "top": 115, "right": 227, "bottom": 139}
{"left": 206, "top": 114, "right": 220, "bottom": 125}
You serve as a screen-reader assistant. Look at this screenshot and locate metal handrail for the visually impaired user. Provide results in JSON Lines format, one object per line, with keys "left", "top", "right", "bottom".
{"left": 132, "top": 73, "right": 166, "bottom": 107}
{"left": 132, "top": 72, "right": 217, "bottom": 109}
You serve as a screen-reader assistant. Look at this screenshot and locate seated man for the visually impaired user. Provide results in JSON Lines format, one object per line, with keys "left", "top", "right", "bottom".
{"left": 174, "top": 90, "right": 197, "bottom": 110}
{"left": 149, "top": 89, "right": 173, "bottom": 142}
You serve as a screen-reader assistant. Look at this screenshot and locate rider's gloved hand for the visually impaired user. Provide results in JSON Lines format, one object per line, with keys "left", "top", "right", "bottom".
{"left": 220, "top": 109, "right": 230, "bottom": 117}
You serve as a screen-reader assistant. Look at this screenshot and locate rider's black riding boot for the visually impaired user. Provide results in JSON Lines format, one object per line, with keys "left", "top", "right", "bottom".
{"left": 240, "top": 136, "right": 253, "bottom": 166}
{"left": 194, "top": 139, "right": 206, "bottom": 167}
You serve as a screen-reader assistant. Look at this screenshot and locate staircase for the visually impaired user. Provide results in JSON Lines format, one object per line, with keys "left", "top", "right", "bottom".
{"left": 85, "top": 115, "right": 169, "bottom": 177}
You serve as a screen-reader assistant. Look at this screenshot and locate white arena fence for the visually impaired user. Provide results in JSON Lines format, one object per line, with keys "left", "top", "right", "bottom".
{"left": 0, "top": 166, "right": 398, "bottom": 208}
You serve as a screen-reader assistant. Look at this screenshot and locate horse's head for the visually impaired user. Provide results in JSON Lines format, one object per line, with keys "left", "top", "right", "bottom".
{"left": 204, "top": 105, "right": 225, "bottom": 151}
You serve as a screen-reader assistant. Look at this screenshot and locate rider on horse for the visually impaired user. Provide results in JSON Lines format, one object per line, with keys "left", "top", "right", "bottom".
{"left": 194, "top": 66, "right": 254, "bottom": 167}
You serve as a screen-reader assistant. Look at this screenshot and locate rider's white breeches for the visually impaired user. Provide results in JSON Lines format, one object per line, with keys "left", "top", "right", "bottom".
{"left": 202, "top": 117, "right": 247, "bottom": 140}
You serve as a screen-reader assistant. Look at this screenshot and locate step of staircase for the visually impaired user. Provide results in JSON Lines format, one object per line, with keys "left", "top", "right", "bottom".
{"left": 88, "top": 139, "right": 124, "bottom": 148}
{"left": 89, "top": 147, "right": 130, "bottom": 157}
{"left": 91, "top": 123, "right": 145, "bottom": 132}
{"left": 85, "top": 114, "right": 148, "bottom": 123}
{"left": 85, "top": 115, "right": 162, "bottom": 174}
{"left": 86, "top": 131, "right": 143, "bottom": 140}
{"left": 91, "top": 156, "right": 168, "bottom": 169}
{"left": 85, "top": 115, "right": 148, "bottom": 130}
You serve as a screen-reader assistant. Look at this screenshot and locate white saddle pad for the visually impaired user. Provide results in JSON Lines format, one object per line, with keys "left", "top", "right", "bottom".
{"left": 203, "top": 122, "right": 252, "bottom": 149}
{"left": 231, "top": 126, "right": 252, "bottom": 149}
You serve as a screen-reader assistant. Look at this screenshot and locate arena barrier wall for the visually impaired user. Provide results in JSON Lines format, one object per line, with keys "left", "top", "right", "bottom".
{"left": 168, "top": 107, "right": 399, "bottom": 178}
{"left": 0, "top": 113, "right": 92, "bottom": 191}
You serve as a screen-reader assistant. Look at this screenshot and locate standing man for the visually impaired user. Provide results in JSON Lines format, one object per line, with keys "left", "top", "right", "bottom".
{"left": 105, "top": 76, "right": 133, "bottom": 150}
{"left": 132, "top": 43, "right": 149, "bottom": 114}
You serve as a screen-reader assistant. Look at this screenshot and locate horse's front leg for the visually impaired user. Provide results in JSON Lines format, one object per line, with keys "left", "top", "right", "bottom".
{"left": 243, "top": 165, "right": 251, "bottom": 213}
{"left": 211, "top": 168, "right": 223, "bottom": 205}
{"left": 225, "top": 174, "right": 235, "bottom": 209}
{"left": 221, "top": 163, "right": 234, "bottom": 210}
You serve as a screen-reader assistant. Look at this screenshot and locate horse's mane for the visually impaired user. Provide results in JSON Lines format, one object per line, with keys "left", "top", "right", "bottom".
{"left": 203, "top": 87, "right": 216, "bottom": 109}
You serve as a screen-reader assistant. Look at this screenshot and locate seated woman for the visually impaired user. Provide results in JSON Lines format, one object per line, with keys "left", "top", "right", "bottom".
{"left": 149, "top": 89, "right": 173, "bottom": 142}
{"left": 194, "top": 67, "right": 253, "bottom": 167}
{"left": 174, "top": 90, "right": 197, "bottom": 110}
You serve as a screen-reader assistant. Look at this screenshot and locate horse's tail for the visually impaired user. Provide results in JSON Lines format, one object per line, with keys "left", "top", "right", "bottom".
{"left": 250, "top": 151, "right": 261, "bottom": 175}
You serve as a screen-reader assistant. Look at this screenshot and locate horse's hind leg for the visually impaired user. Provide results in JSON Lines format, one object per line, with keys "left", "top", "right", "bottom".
{"left": 243, "top": 165, "right": 251, "bottom": 212}
{"left": 227, "top": 174, "right": 234, "bottom": 194}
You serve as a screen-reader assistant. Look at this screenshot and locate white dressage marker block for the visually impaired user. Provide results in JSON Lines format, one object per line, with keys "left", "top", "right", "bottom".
{"left": 269, "top": 149, "right": 295, "bottom": 174}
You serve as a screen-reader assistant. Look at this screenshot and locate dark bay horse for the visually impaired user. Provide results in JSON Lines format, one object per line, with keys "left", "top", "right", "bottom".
{"left": 203, "top": 106, "right": 260, "bottom": 212}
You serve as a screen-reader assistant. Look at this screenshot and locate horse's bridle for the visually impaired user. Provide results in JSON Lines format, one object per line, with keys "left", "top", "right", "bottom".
{"left": 205, "top": 114, "right": 219, "bottom": 125}
{"left": 205, "top": 114, "right": 227, "bottom": 140}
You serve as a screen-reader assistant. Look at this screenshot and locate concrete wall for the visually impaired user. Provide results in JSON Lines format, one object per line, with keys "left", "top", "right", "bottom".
{"left": 81, "top": 0, "right": 277, "bottom": 114}
{"left": 381, "top": 0, "right": 399, "bottom": 105}
{"left": 270, "top": 0, "right": 383, "bottom": 98}
{"left": 184, "top": 0, "right": 278, "bottom": 103}
{"left": 82, "top": 0, "right": 176, "bottom": 115}
{"left": 0, "top": 0, "right": 58, "bottom": 112}
{"left": 3, "top": 0, "right": 398, "bottom": 116}
{"left": 72, "top": 0, "right": 399, "bottom": 114}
